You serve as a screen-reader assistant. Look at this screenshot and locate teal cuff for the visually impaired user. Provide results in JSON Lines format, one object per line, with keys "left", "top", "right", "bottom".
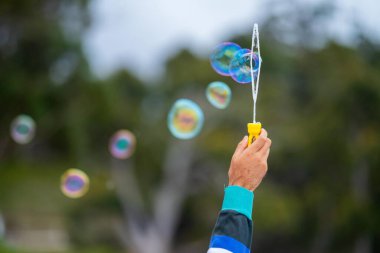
{"left": 222, "top": 186, "right": 254, "bottom": 220}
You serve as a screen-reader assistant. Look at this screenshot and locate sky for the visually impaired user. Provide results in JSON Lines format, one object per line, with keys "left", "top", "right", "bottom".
{"left": 82, "top": 0, "right": 380, "bottom": 81}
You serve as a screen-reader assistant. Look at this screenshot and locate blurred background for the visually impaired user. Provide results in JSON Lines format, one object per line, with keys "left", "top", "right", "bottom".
{"left": 1, "top": 0, "right": 380, "bottom": 252}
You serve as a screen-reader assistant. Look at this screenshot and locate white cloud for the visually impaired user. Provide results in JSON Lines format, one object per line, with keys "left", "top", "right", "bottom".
{"left": 83, "top": 0, "right": 259, "bottom": 80}
{"left": 83, "top": 0, "right": 380, "bottom": 81}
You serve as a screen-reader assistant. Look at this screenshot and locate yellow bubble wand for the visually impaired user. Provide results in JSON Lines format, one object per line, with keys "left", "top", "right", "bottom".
{"left": 247, "top": 24, "right": 263, "bottom": 146}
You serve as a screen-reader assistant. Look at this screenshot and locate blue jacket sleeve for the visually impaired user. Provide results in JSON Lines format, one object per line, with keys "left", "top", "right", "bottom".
{"left": 207, "top": 186, "right": 254, "bottom": 253}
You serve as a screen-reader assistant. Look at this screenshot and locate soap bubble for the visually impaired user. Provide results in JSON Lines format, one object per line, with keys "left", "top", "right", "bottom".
{"left": 167, "top": 99, "right": 204, "bottom": 139}
{"left": 61, "top": 169, "right": 89, "bottom": 199}
{"left": 109, "top": 130, "right": 136, "bottom": 159}
{"left": 229, "top": 49, "right": 260, "bottom": 84}
{"left": 210, "top": 42, "right": 241, "bottom": 76}
{"left": 206, "top": 81, "right": 232, "bottom": 109}
{"left": 10, "top": 115, "right": 36, "bottom": 144}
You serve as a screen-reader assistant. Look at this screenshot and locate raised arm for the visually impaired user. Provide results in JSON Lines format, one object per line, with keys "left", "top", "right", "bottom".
{"left": 208, "top": 129, "right": 271, "bottom": 253}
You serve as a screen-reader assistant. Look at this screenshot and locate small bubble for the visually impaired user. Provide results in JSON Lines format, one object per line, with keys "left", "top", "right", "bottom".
{"left": 61, "top": 169, "right": 90, "bottom": 199}
{"left": 206, "top": 81, "right": 232, "bottom": 109}
{"left": 10, "top": 115, "right": 36, "bottom": 144}
{"left": 167, "top": 99, "right": 204, "bottom": 140}
{"left": 109, "top": 130, "right": 136, "bottom": 159}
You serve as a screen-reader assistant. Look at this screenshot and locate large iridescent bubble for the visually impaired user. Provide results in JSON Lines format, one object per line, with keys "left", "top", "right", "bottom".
{"left": 206, "top": 81, "right": 232, "bottom": 109}
{"left": 61, "top": 169, "right": 89, "bottom": 199}
{"left": 210, "top": 42, "right": 241, "bottom": 76}
{"left": 10, "top": 115, "right": 36, "bottom": 144}
{"left": 229, "top": 49, "right": 260, "bottom": 84}
{"left": 109, "top": 130, "right": 136, "bottom": 159}
{"left": 167, "top": 99, "right": 204, "bottom": 140}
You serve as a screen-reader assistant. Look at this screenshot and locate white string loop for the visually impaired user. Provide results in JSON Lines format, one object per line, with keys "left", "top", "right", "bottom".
{"left": 250, "top": 23, "right": 262, "bottom": 123}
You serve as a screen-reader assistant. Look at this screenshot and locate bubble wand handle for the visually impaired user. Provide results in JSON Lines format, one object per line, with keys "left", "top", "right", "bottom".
{"left": 247, "top": 122, "right": 262, "bottom": 146}
{"left": 247, "top": 24, "right": 262, "bottom": 146}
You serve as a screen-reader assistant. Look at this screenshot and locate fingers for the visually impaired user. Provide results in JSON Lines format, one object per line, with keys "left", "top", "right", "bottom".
{"left": 259, "top": 128, "right": 268, "bottom": 138}
{"left": 258, "top": 138, "right": 272, "bottom": 157}
{"left": 246, "top": 128, "right": 268, "bottom": 153}
{"left": 233, "top": 136, "right": 248, "bottom": 156}
{"left": 263, "top": 148, "right": 270, "bottom": 160}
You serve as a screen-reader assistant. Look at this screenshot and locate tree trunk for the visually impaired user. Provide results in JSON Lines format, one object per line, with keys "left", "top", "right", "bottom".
{"left": 111, "top": 140, "right": 196, "bottom": 253}
{"left": 352, "top": 159, "right": 371, "bottom": 253}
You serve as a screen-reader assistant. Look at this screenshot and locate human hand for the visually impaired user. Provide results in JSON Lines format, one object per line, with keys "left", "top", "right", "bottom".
{"left": 228, "top": 129, "right": 272, "bottom": 191}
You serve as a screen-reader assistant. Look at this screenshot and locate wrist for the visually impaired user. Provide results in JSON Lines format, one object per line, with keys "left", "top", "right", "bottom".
{"left": 228, "top": 179, "right": 254, "bottom": 192}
